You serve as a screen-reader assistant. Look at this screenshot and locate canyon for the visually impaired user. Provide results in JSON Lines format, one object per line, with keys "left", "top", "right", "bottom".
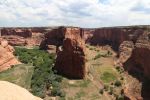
{"left": 0, "top": 25, "right": 150, "bottom": 100}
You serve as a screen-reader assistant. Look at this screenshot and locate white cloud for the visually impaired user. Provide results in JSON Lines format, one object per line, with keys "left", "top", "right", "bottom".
{"left": 0, "top": 0, "right": 150, "bottom": 27}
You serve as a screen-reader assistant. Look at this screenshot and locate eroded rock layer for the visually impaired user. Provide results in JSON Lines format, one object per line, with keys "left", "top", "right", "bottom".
{"left": 0, "top": 38, "right": 21, "bottom": 72}
{"left": 0, "top": 28, "right": 46, "bottom": 46}
{"left": 88, "top": 27, "right": 144, "bottom": 51}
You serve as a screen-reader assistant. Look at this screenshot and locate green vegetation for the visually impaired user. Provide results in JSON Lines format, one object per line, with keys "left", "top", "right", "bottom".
{"left": 99, "top": 89, "right": 104, "bottom": 94}
{"left": 116, "top": 66, "right": 124, "bottom": 74}
{"left": 114, "top": 80, "right": 122, "bottom": 87}
{"left": 93, "top": 51, "right": 112, "bottom": 60}
{"left": 74, "top": 90, "right": 86, "bottom": 99}
{"left": 100, "top": 72, "right": 116, "bottom": 83}
{"left": 0, "top": 64, "right": 34, "bottom": 89}
{"left": 14, "top": 47, "right": 63, "bottom": 98}
{"left": 117, "top": 94, "right": 125, "bottom": 100}
{"left": 93, "top": 54, "right": 102, "bottom": 60}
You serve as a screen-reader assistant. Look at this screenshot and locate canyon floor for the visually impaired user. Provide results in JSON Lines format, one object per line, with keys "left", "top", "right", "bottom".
{"left": 0, "top": 44, "right": 143, "bottom": 100}
{"left": 59, "top": 45, "right": 125, "bottom": 100}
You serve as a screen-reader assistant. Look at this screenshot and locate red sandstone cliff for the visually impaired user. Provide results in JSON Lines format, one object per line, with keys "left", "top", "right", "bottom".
{"left": 1, "top": 28, "right": 32, "bottom": 38}
{"left": 88, "top": 27, "right": 144, "bottom": 51}
{"left": 46, "top": 27, "right": 86, "bottom": 78}
{"left": 1, "top": 28, "right": 45, "bottom": 46}
{"left": 0, "top": 38, "right": 21, "bottom": 72}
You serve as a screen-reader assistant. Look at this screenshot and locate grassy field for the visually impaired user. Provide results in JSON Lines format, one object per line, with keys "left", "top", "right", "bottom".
{"left": 0, "top": 64, "right": 34, "bottom": 89}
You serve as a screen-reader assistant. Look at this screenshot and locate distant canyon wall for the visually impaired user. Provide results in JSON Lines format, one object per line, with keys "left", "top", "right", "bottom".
{"left": 0, "top": 27, "right": 54, "bottom": 46}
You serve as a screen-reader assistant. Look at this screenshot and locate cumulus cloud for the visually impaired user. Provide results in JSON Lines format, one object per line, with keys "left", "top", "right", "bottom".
{"left": 0, "top": 0, "right": 150, "bottom": 27}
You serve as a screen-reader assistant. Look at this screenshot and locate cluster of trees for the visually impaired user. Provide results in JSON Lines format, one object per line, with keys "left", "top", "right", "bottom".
{"left": 14, "top": 47, "right": 64, "bottom": 98}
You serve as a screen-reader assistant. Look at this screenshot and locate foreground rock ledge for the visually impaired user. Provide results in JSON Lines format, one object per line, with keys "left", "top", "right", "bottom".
{"left": 0, "top": 81, "right": 42, "bottom": 100}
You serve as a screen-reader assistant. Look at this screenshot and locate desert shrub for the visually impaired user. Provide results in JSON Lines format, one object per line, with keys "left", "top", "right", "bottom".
{"left": 107, "top": 51, "right": 112, "bottom": 56}
{"left": 120, "top": 77, "right": 124, "bottom": 80}
{"left": 108, "top": 87, "right": 113, "bottom": 95}
{"left": 116, "top": 66, "right": 124, "bottom": 73}
{"left": 114, "top": 80, "right": 121, "bottom": 87}
{"left": 117, "top": 94, "right": 124, "bottom": 100}
{"left": 89, "top": 48, "right": 94, "bottom": 50}
{"left": 93, "top": 54, "right": 101, "bottom": 60}
{"left": 99, "top": 89, "right": 104, "bottom": 94}
{"left": 104, "top": 84, "right": 109, "bottom": 91}
{"left": 14, "top": 47, "right": 63, "bottom": 98}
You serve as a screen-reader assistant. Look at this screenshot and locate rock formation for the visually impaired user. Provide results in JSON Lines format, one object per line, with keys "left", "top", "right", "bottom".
{"left": 0, "top": 81, "right": 42, "bottom": 100}
{"left": 43, "top": 27, "right": 87, "bottom": 78}
{"left": 0, "top": 38, "right": 20, "bottom": 72}
{"left": 54, "top": 27, "right": 86, "bottom": 79}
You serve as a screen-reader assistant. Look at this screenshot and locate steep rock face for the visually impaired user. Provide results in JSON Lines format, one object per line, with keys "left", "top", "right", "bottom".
{"left": 124, "top": 32, "right": 150, "bottom": 78}
{"left": 121, "top": 32, "right": 150, "bottom": 100}
{"left": 0, "top": 81, "right": 42, "bottom": 100}
{"left": 1, "top": 28, "right": 45, "bottom": 46}
{"left": 89, "top": 27, "right": 144, "bottom": 51}
{"left": 54, "top": 27, "right": 86, "bottom": 79}
{"left": 115, "top": 41, "right": 134, "bottom": 67}
{"left": 40, "top": 27, "right": 65, "bottom": 49}
{"left": 0, "top": 39, "right": 20, "bottom": 72}
{"left": 2, "top": 36, "right": 27, "bottom": 46}
{"left": 1, "top": 28, "right": 32, "bottom": 38}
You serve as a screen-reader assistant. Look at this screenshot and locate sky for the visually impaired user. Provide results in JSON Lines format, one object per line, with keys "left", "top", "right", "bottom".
{"left": 0, "top": 0, "right": 150, "bottom": 28}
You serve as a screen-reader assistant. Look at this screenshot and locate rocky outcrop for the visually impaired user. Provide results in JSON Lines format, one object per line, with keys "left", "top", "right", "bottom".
{"left": 0, "top": 38, "right": 20, "bottom": 72}
{"left": 124, "top": 74, "right": 143, "bottom": 100}
{"left": 0, "top": 81, "right": 42, "bottom": 100}
{"left": 40, "top": 27, "right": 65, "bottom": 49}
{"left": 54, "top": 27, "right": 86, "bottom": 79}
{"left": 115, "top": 41, "right": 134, "bottom": 67}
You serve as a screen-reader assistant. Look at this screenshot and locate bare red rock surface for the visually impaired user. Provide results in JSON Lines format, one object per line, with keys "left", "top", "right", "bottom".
{"left": 1, "top": 28, "right": 45, "bottom": 46}
{"left": 54, "top": 27, "right": 86, "bottom": 78}
{"left": 1, "top": 28, "right": 32, "bottom": 38}
{"left": 88, "top": 27, "right": 144, "bottom": 51}
{"left": 0, "top": 38, "right": 21, "bottom": 72}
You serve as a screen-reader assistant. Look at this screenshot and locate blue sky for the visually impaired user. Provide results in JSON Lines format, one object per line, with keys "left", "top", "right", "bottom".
{"left": 0, "top": 0, "right": 150, "bottom": 28}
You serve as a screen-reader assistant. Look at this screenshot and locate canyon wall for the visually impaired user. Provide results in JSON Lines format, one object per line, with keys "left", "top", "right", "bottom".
{"left": 88, "top": 27, "right": 144, "bottom": 51}
{"left": 0, "top": 38, "right": 21, "bottom": 72}
{"left": 124, "top": 32, "right": 150, "bottom": 78}
{"left": 0, "top": 28, "right": 49, "bottom": 46}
